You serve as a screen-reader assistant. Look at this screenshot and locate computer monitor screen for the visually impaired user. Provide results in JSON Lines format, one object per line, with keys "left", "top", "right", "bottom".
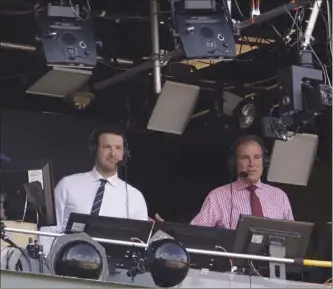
{"left": 152, "top": 221, "right": 235, "bottom": 272}
{"left": 1, "top": 159, "right": 56, "bottom": 227}
{"left": 233, "top": 215, "right": 313, "bottom": 274}
{"left": 66, "top": 213, "right": 154, "bottom": 270}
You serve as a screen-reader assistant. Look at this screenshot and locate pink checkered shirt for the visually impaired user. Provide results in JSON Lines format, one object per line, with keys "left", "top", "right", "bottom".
{"left": 191, "top": 178, "right": 294, "bottom": 230}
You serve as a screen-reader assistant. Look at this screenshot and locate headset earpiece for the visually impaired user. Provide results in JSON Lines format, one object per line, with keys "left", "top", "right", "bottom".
{"left": 227, "top": 153, "right": 236, "bottom": 173}
{"left": 262, "top": 149, "right": 270, "bottom": 168}
{"left": 123, "top": 138, "right": 131, "bottom": 164}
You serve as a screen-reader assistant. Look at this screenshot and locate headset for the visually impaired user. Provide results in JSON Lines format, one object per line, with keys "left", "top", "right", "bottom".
{"left": 227, "top": 134, "right": 270, "bottom": 230}
{"left": 88, "top": 124, "right": 131, "bottom": 164}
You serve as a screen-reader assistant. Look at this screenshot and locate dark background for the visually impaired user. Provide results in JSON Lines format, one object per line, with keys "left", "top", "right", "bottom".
{"left": 1, "top": 108, "right": 331, "bottom": 223}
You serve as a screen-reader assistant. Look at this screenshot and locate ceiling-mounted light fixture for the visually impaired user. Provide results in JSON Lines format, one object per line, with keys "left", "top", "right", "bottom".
{"left": 238, "top": 102, "right": 256, "bottom": 129}
{"left": 232, "top": 96, "right": 258, "bottom": 129}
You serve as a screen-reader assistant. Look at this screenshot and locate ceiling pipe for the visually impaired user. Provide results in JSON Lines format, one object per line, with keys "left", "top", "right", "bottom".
{"left": 0, "top": 42, "right": 36, "bottom": 52}
{"left": 0, "top": 41, "right": 219, "bottom": 91}
{"left": 0, "top": 41, "right": 135, "bottom": 67}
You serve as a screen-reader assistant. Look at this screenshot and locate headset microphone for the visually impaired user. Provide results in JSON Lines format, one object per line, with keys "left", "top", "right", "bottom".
{"left": 117, "top": 160, "right": 127, "bottom": 168}
{"left": 239, "top": 171, "right": 248, "bottom": 178}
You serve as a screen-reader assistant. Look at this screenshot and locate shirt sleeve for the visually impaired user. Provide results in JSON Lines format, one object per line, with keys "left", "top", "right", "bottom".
{"left": 38, "top": 177, "right": 68, "bottom": 255}
{"left": 130, "top": 189, "right": 148, "bottom": 221}
{"left": 282, "top": 191, "right": 294, "bottom": 221}
{"left": 190, "top": 191, "right": 220, "bottom": 228}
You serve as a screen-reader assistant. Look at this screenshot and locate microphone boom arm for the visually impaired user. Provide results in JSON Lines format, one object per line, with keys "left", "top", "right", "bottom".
{"left": 235, "top": 0, "right": 310, "bottom": 32}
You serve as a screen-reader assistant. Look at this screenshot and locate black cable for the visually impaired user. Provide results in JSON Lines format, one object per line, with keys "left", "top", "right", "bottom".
{"left": 228, "top": 166, "right": 235, "bottom": 230}
{"left": 124, "top": 165, "right": 130, "bottom": 219}
{"left": 221, "top": 0, "right": 236, "bottom": 34}
{"left": 229, "top": 182, "right": 234, "bottom": 230}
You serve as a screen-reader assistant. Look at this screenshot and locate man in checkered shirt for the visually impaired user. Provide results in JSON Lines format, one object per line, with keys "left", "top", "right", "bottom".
{"left": 190, "top": 135, "right": 294, "bottom": 230}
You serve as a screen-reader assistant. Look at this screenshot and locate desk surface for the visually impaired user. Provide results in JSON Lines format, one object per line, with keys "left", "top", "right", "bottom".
{"left": 0, "top": 270, "right": 139, "bottom": 289}
{"left": 1, "top": 269, "right": 329, "bottom": 288}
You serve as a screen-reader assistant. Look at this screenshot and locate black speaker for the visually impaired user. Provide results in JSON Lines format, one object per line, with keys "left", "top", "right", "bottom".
{"left": 36, "top": 5, "right": 97, "bottom": 69}
{"left": 173, "top": 12, "right": 236, "bottom": 59}
{"left": 278, "top": 65, "right": 322, "bottom": 115}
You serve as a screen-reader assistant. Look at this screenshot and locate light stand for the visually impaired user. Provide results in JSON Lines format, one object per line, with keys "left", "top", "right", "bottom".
{"left": 226, "top": 0, "right": 232, "bottom": 16}
{"left": 299, "top": 0, "right": 323, "bottom": 66}
{"left": 150, "top": 0, "right": 162, "bottom": 94}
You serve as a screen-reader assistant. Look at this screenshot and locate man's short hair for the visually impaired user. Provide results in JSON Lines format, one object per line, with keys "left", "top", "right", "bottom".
{"left": 89, "top": 124, "right": 126, "bottom": 147}
{"left": 232, "top": 134, "right": 266, "bottom": 155}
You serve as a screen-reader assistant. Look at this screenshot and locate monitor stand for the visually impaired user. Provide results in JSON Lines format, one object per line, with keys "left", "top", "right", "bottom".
{"left": 268, "top": 240, "right": 286, "bottom": 280}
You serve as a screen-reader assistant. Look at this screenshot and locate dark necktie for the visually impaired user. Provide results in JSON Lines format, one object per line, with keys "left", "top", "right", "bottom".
{"left": 91, "top": 179, "right": 107, "bottom": 216}
{"left": 247, "top": 185, "right": 264, "bottom": 217}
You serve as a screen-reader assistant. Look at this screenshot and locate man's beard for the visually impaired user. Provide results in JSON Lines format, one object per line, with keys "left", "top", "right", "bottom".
{"left": 98, "top": 159, "right": 118, "bottom": 172}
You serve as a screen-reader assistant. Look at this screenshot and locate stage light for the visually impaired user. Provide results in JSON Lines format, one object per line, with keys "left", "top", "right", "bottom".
{"left": 239, "top": 103, "right": 256, "bottom": 129}
{"left": 233, "top": 98, "right": 257, "bottom": 129}
{"left": 146, "top": 238, "right": 190, "bottom": 287}
{"left": 47, "top": 233, "right": 109, "bottom": 281}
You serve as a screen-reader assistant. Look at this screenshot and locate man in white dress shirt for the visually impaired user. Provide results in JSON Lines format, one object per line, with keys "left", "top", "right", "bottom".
{"left": 39, "top": 125, "right": 148, "bottom": 254}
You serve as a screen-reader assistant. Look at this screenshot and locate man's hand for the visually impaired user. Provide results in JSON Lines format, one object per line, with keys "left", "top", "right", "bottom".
{"left": 148, "top": 213, "right": 165, "bottom": 222}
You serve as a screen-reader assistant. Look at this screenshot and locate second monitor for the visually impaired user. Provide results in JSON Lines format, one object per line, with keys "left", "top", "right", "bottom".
{"left": 233, "top": 215, "right": 314, "bottom": 280}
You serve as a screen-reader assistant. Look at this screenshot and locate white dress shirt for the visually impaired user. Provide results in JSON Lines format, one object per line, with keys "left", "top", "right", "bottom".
{"left": 39, "top": 167, "right": 148, "bottom": 254}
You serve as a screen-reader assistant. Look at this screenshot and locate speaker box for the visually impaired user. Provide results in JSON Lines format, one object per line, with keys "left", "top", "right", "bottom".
{"left": 147, "top": 81, "right": 200, "bottom": 134}
{"left": 36, "top": 6, "right": 97, "bottom": 68}
{"left": 27, "top": 6, "right": 97, "bottom": 97}
{"left": 267, "top": 133, "right": 319, "bottom": 186}
{"left": 173, "top": 12, "right": 236, "bottom": 59}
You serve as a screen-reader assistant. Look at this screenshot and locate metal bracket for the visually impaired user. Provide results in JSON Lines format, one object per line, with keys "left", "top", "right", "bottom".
{"left": 269, "top": 241, "right": 286, "bottom": 280}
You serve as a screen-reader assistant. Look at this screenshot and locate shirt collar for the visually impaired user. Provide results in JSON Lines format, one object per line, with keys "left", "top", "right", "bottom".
{"left": 90, "top": 167, "right": 118, "bottom": 187}
{"left": 233, "top": 177, "right": 264, "bottom": 191}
